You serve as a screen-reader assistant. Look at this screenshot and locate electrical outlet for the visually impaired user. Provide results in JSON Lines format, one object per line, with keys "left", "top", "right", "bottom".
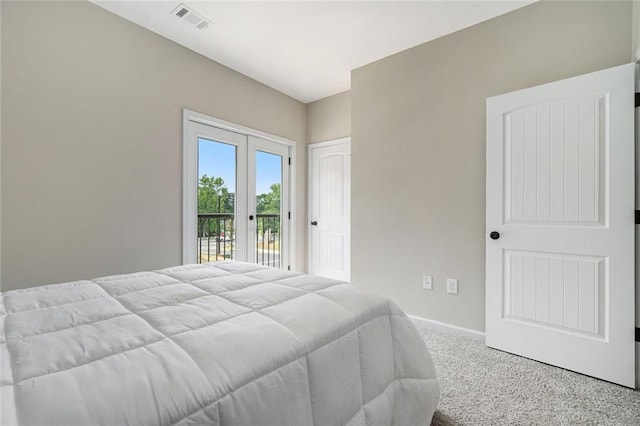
{"left": 446, "top": 278, "right": 458, "bottom": 295}
{"left": 423, "top": 275, "right": 433, "bottom": 290}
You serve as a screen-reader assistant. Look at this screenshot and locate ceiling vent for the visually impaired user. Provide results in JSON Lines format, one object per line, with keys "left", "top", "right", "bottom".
{"left": 171, "top": 3, "right": 212, "bottom": 30}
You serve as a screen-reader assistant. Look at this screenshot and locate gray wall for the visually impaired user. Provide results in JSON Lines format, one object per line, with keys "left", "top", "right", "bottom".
{"left": 306, "top": 91, "right": 351, "bottom": 144}
{"left": 0, "top": 1, "right": 3, "bottom": 291}
{"left": 351, "top": 0, "right": 632, "bottom": 331}
{"left": 634, "top": 0, "right": 640, "bottom": 60}
{"left": 1, "top": 1, "right": 306, "bottom": 291}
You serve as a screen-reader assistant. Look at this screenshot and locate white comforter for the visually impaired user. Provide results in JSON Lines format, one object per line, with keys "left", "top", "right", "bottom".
{"left": 0, "top": 261, "right": 439, "bottom": 425}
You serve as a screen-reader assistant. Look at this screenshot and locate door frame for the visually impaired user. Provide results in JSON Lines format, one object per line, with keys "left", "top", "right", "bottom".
{"left": 307, "top": 137, "right": 351, "bottom": 279}
{"left": 635, "top": 62, "right": 640, "bottom": 389}
{"left": 182, "top": 109, "right": 296, "bottom": 269}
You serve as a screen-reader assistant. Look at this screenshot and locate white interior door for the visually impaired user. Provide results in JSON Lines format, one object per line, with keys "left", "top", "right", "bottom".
{"left": 309, "top": 139, "right": 351, "bottom": 281}
{"left": 486, "top": 63, "right": 635, "bottom": 388}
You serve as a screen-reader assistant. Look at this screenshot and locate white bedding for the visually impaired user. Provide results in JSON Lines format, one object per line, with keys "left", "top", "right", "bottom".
{"left": 0, "top": 261, "right": 439, "bottom": 425}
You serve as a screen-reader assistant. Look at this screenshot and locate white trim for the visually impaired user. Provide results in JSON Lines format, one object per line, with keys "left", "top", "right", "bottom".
{"left": 288, "top": 146, "right": 296, "bottom": 271}
{"left": 408, "top": 314, "right": 486, "bottom": 342}
{"left": 307, "top": 146, "right": 311, "bottom": 275}
{"left": 308, "top": 137, "right": 351, "bottom": 149}
{"left": 636, "top": 62, "right": 639, "bottom": 390}
{"left": 182, "top": 109, "right": 296, "bottom": 269}
{"left": 184, "top": 109, "right": 296, "bottom": 147}
{"left": 182, "top": 110, "right": 192, "bottom": 265}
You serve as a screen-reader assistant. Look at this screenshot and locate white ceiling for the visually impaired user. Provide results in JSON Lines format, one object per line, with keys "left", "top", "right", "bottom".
{"left": 92, "top": 1, "right": 535, "bottom": 103}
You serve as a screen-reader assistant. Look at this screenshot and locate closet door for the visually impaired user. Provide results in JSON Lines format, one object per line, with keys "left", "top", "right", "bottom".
{"left": 308, "top": 139, "right": 351, "bottom": 281}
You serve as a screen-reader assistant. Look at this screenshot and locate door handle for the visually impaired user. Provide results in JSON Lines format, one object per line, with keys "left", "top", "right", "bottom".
{"left": 249, "top": 215, "right": 254, "bottom": 221}
{"left": 311, "top": 221, "right": 318, "bottom": 226}
{"left": 490, "top": 231, "right": 500, "bottom": 240}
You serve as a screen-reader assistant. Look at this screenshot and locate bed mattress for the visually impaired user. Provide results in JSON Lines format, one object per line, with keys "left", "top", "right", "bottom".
{"left": 0, "top": 261, "right": 439, "bottom": 425}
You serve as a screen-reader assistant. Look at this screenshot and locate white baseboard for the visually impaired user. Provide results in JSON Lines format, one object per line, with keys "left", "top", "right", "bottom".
{"left": 408, "top": 314, "right": 486, "bottom": 342}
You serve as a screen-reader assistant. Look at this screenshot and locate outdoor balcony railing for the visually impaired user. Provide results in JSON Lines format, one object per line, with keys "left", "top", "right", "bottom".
{"left": 198, "top": 213, "right": 234, "bottom": 263}
{"left": 197, "top": 213, "right": 281, "bottom": 268}
{"left": 255, "top": 214, "right": 280, "bottom": 268}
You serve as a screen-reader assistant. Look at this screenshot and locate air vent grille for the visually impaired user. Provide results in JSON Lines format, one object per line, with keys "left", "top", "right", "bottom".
{"left": 171, "top": 3, "right": 212, "bottom": 30}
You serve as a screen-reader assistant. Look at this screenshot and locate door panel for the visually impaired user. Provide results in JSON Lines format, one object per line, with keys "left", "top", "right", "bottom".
{"left": 504, "top": 96, "right": 606, "bottom": 226}
{"left": 486, "top": 64, "right": 635, "bottom": 387}
{"left": 186, "top": 122, "right": 247, "bottom": 264}
{"left": 185, "top": 120, "right": 290, "bottom": 269}
{"left": 248, "top": 136, "right": 290, "bottom": 269}
{"left": 309, "top": 139, "right": 351, "bottom": 281}
{"left": 504, "top": 250, "right": 605, "bottom": 336}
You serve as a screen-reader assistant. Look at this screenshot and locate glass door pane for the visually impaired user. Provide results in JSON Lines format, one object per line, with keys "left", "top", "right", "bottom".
{"left": 197, "top": 138, "right": 237, "bottom": 263}
{"left": 254, "top": 150, "right": 282, "bottom": 267}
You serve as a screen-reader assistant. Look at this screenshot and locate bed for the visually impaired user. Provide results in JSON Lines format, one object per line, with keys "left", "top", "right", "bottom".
{"left": 0, "top": 261, "right": 440, "bottom": 425}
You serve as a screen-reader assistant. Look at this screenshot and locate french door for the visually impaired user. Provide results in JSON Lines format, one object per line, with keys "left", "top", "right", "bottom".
{"left": 184, "top": 117, "right": 291, "bottom": 269}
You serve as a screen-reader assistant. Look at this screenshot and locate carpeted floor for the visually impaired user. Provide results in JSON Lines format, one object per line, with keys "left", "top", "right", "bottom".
{"left": 417, "top": 326, "right": 640, "bottom": 425}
